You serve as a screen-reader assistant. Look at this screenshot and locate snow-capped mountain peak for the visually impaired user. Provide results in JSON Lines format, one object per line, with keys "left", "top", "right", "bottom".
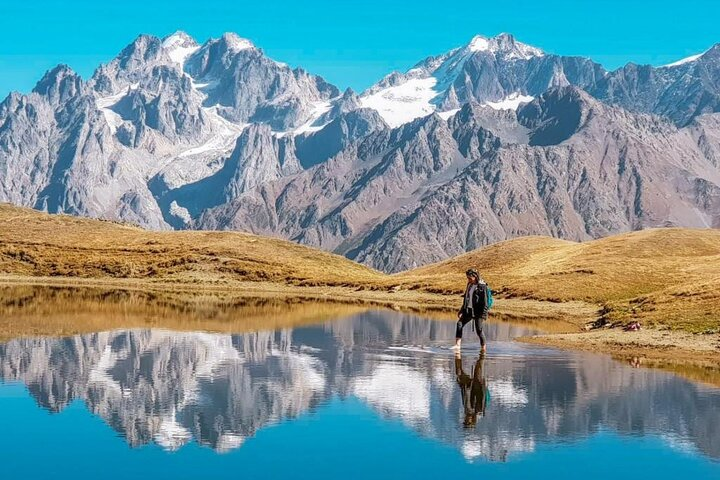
{"left": 358, "top": 33, "right": 547, "bottom": 127}
{"left": 220, "top": 32, "right": 255, "bottom": 52}
{"left": 160, "top": 31, "right": 255, "bottom": 66}
{"left": 162, "top": 31, "right": 200, "bottom": 64}
{"left": 467, "top": 33, "right": 544, "bottom": 59}
{"left": 468, "top": 35, "right": 491, "bottom": 52}
{"left": 162, "top": 31, "right": 197, "bottom": 49}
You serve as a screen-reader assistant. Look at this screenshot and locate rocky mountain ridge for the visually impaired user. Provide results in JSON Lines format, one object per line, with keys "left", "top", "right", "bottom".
{"left": 199, "top": 87, "right": 720, "bottom": 270}
{"left": 1, "top": 32, "right": 720, "bottom": 271}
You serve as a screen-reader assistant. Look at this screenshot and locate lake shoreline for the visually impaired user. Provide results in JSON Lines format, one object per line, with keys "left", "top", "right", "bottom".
{"left": 519, "top": 330, "right": 720, "bottom": 363}
{"left": 519, "top": 331, "right": 720, "bottom": 388}
{"left": 2, "top": 275, "right": 717, "bottom": 368}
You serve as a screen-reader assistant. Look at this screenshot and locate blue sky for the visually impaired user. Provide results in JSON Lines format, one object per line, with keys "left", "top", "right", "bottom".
{"left": 1, "top": 0, "right": 719, "bottom": 98}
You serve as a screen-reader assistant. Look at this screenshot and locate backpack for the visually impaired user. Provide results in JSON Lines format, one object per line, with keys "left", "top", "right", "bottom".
{"left": 484, "top": 284, "right": 494, "bottom": 309}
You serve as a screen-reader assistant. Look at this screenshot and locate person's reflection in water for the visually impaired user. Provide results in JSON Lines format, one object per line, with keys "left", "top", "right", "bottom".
{"left": 455, "top": 353, "right": 488, "bottom": 428}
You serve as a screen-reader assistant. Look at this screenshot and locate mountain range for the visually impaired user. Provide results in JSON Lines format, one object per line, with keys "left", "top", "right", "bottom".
{"left": 1, "top": 31, "right": 720, "bottom": 271}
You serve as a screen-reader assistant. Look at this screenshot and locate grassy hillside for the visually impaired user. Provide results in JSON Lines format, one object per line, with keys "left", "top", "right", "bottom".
{"left": 394, "top": 228, "right": 720, "bottom": 332}
{"left": 0, "top": 204, "right": 383, "bottom": 287}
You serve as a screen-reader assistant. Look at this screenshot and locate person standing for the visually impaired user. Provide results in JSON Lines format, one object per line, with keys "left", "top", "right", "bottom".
{"left": 452, "top": 268, "right": 488, "bottom": 352}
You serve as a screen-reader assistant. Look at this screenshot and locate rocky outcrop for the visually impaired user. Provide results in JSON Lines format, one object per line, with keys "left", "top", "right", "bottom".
{"left": 591, "top": 45, "right": 720, "bottom": 126}
{"left": 295, "top": 108, "right": 388, "bottom": 168}
{"left": 185, "top": 33, "right": 340, "bottom": 130}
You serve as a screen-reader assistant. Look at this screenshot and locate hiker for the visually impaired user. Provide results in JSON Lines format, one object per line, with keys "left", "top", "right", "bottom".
{"left": 455, "top": 353, "right": 488, "bottom": 427}
{"left": 453, "top": 268, "right": 489, "bottom": 352}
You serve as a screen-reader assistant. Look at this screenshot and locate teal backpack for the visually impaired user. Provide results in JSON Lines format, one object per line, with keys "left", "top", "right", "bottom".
{"left": 484, "top": 284, "right": 494, "bottom": 309}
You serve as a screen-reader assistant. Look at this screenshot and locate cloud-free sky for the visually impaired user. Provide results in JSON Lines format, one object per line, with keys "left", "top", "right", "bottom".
{"left": 1, "top": 0, "right": 718, "bottom": 98}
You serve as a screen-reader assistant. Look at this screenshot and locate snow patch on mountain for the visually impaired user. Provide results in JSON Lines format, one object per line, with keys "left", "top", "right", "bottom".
{"left": 663, "top": 52, "right": 704, "bottom": 68}
{"left": 360, "top": 77, "right": 438, "bottom": 128}
{"left": 506, "top": 41, "right": 544, "bottom": 60}
{"left": 283, "top": 99, "right": 333, "bottom": 136}
{"left": 358, "top": 33, "right": 547, "bottom": 128}
{"left": 177, "top": 107, "right": 245, "bottom": 158}
{"left": 175, "top": 134, "right": 234, "bottom": 158}
{"left": 485, "top": 93, "right": 534, "bottom": 110}
{"left": 95, "top": 83, "right": 139, "bottom": 133}
{"left": 158, "top": 154, "right": 224, "bottom": 190}
{"left": 165, "top": 43, "right": 199, "bottom": 65}
{"left": 467, "top": 33, "right": 544, "bottom": 59}
{"left": 169, "top": 201, "right": 192, "bottom": 223}
{"left": 223, "top": 32, "right": 254, "bottom": 53}
{"left": 359, "top": 85, "right": 530, "bottom": 128}
{"left": 97, "top": 99, "right": 124, "bottom": 133}
{"left": 162, "top": 31, "right": 200, "bottom": 65}
{"left": 191, "top": 78, "right": 219, "bottom": 92}
{"left": 468, "top": 35, "right": 491, "bottom": 52}
{"left": 438, "top": 108, "right": 460, "bottom": 120}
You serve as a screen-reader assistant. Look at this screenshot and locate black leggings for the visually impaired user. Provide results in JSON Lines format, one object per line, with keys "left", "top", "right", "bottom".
{"left": 456, "top": 314, "right": 486, "bottom": 346}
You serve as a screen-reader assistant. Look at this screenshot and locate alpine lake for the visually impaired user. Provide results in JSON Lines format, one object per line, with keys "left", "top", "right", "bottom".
{"left": 0, "top": 286, "right": 718, "bottom": 479}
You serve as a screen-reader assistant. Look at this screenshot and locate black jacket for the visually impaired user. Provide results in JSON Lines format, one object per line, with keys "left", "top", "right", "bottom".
{"left": 459, "top": 283, "right": 488, "bottom": 319}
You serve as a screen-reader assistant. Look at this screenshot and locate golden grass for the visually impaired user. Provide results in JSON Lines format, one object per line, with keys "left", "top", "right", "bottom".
{"left": 392, "top": 228, "right": 720, "bottom": 332}
{"left": 0, "top": 203, "right": 383, "bottom": 288}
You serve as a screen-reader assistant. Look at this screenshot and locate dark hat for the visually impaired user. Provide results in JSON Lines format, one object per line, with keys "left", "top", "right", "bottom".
{"left": 465, "top": 268, "right": 479, "bottom": 278}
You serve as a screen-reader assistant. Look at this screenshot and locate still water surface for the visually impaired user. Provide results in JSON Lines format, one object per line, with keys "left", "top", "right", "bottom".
{"left": 0, "top": 310, "right": 718, "bottom": 479}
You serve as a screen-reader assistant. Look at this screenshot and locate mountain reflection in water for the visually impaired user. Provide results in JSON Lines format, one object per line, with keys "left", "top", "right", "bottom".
{"left": 0, "top": 310, "right": 719, "bottom": 464}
